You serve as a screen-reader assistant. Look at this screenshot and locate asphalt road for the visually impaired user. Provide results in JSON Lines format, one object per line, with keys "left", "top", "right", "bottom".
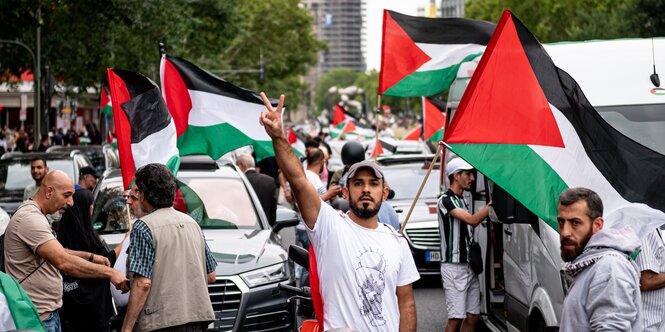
{"left": 278, "top": 227, "right": 449, "bottom": 331}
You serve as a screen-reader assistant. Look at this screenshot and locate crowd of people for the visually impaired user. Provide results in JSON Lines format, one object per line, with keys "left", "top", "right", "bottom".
{"left": 1, "top": 91, "right": 663, "bottom": 332}
{"left": 0, "top": 123, "right": 104, "bottom": 155}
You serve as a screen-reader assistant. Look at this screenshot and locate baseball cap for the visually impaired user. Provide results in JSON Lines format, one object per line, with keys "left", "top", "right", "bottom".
{"left": 346, "top": 160, "right": 384, "bottom": 184}
{"left": 445, "top": 158, "right": 474, "bottom": 177}
{"left": 79, "top": 166, "right": 100, "bottom": 179}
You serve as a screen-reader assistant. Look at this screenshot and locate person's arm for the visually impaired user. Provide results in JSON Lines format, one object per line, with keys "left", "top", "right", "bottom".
{"left": 260, "top": 93, "right": 320, "bottom": 228}
{"left": 397, "top": 284, "right": 417, "bottom": 332}
{"left": 65, "top": 248, "right": 110, "bottom": 266}
{"left": 278, "top": 172, "right": 294, "bottom": 203}
{"left": 36, "top": 240, "right": 128, "bottom": 291}
{"left": 122, "top": 275, "right": 151, "bottom": 332}
{"left": 449, "top": 204, "right": 490, "bottom": 227}
{"left": 640, "top": 270, "right": 665, "bottom": 291}
{"left": 114, "top": 232, "right": 130, "bottom": 258}
{"left": 204, "top": 241, "right": 217, "bottom": 284}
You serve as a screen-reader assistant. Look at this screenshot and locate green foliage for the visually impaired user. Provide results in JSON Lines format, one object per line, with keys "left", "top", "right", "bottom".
{"left": 465, "top": 0, "right": 664, "bottom": 42}
{"left": 0, "top": 0, "right": 322, "bottom": 109}
{"left": 314, "top": 68, "right": 362, "bottom": 112}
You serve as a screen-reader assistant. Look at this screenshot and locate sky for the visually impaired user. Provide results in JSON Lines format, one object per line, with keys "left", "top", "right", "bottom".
{"left": 365, "top": 0, "right": 431, "bottom": 71}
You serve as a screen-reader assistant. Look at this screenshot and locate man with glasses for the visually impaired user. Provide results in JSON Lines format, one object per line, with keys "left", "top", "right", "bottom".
{"left": 4, "top": 170, "right": 129, "bottom": 332}
{"left": 122, "top": 164, "right": 216, "bottom": 332}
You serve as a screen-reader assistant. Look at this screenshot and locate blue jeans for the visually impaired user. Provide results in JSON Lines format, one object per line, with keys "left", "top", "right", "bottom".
{"left": 42, "top": 310, "right": 62, "bottom": 332}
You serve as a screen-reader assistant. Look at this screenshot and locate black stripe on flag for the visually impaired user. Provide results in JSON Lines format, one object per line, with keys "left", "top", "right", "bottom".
{"left": 166, "top": 56, "right": 279, "bottom": 107}
{"left": 118, "top": 80, "right": 171, "bottom": 144}
{"left": 387, "top": 10, "right": 495, "bottom": 45}
{"left": 512, "top": 15, "right": 665, "bottom": 212}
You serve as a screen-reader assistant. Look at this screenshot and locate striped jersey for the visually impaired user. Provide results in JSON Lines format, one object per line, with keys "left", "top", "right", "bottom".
{"left": 636, "top": 227, "right": 665, "bottom": 332}
{"left": 437, "top": 189, "right": 472, "bottom": 263}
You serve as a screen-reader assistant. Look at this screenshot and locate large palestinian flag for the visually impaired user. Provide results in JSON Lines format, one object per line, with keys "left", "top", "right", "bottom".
{"left": 379, "top": 10, "right": 495, "bottom": 97}
{"left": 161, "top": 55, "right": 280, "bottom": 161}
{"left": 444, "top": 10, "right": 665, "bottom": 232}
{"left": 107, "top": 69, "right": 180, "bottom": 189}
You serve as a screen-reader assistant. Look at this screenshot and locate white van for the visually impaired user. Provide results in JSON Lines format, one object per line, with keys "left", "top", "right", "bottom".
{"left": 445, "top": 38, "right": 665, "bottom": 331}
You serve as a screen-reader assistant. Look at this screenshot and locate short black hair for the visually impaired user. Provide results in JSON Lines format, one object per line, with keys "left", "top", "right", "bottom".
{"left": 306, "top": 148, "right": 324, "bottom": 165}
{"left": 558, "top": 187, "right": 603, "bottom": 220}
{"left": 134, "top": 163, "right": 176, "bottom": 209}
{"left": 30, "top": 157, "right": 47, "bottom": 167}
{"left": 305, "top": 140, "right": 319, "bottom": 149}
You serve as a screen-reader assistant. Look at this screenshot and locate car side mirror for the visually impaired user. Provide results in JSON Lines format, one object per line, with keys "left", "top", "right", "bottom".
{"left": 272, "top": 206, "right": 299, "bottom": 233}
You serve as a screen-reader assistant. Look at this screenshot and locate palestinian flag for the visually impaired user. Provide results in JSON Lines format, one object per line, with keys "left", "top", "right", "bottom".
{"left": 332, "top": 103, "right": 348, "bottom": 126}
{"left": 98, "top": 87, "right": 113, "bottom": 116}
{"left": 161, "top": 55, "right": 280, "bottom": 161}
{"left": 444, "top": 10, "right": 665, "bottom": 232}
{"left": 370, "top": 139, "right": 385, "bottom": 158}
{"left": 0, "top": 272, "right": 44, "bottom": 332}
{"left": 107, "top": 68, "right": 180, "bottom": 189}
{"left": 288, "top": 128, "right": 305, "bottom": 157}
{"left": 402, "top": 125, "right": 422, "bottom": 141}
{"left": 423, "top": 97, "right": 446, "bottom": 142}
{"left": 379, "top": 10, "right": 495, "bottom": 97}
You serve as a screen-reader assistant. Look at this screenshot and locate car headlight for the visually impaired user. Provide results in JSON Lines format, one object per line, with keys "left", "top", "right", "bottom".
{"left": 240, "top": 263, "right": 288, "bottom": 288}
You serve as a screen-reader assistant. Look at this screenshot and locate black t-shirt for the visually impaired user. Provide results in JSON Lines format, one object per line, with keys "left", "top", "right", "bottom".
{"left": 437, "top": 189, "right": 472, "bottom": 263}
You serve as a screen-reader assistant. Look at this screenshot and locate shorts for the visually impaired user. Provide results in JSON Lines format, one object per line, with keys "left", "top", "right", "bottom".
{"left": 441, "top": 263, "right": 480, "bottom": 319}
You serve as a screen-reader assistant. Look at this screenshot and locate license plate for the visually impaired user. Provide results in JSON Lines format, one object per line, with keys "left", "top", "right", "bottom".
{"left": 426, "top": 251, "right": 441, "bottom": 262}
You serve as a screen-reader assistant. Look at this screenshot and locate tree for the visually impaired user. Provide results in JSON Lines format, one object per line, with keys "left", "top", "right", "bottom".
{"left": 314, "top": 68, "right": 362, "bottom": 112}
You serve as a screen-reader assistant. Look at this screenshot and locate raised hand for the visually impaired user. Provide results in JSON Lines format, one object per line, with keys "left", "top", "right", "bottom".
{"left": 259, "top": 92, "right": 286, "bottom": 139}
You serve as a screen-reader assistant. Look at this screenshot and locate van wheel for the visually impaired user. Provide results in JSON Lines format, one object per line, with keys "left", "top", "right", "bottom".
{"left": 528, "top": 312, "right": 546, "bottom": 332}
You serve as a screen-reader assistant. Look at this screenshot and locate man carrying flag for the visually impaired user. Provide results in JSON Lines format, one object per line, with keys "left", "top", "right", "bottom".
{"left": 259, "top": 92, "right": 420, "bottom": 331}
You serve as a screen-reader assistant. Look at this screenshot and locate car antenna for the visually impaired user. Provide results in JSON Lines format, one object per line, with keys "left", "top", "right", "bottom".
{"left": 650, "top": 37, "right": 660, "bottom": 87}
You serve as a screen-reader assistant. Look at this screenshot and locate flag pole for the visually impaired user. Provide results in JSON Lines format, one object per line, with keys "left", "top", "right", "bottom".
{"left": 375, "top": 94, "right": 382, "bottom": 137}
{"left": 400, "top": 141, "right": 443, "bottom": 233}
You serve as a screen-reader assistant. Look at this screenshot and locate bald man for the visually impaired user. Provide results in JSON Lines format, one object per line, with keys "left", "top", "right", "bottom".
{"left": 4, "top": 170, "right": 129, "bottom": 332}
{"left": 237, "top": 154, "right": 278, "bottom": 225}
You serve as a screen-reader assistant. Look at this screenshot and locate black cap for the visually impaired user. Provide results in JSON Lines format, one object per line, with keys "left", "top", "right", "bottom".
{"left": 79, "top": 166, "right": 100, "bottom": 179}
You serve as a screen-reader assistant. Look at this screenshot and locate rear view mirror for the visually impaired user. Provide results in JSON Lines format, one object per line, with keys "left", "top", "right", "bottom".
{"left": 491, "top": 183, "right": 537, "bottom": 225}
{"left": 288, "top": 245, "right": 309, "bottom": 271}
{"left": 272, "top": 206, "right": 299, "bottom": 233}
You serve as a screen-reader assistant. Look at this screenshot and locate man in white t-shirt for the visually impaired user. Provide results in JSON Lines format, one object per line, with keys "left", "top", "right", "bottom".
{"left": 260, "top": 93, "right": 420, "bottom": 331}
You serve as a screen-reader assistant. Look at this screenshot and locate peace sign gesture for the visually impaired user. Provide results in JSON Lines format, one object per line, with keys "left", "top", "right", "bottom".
{"left": 259, "top": 92, "right": 286, "bottom": 139}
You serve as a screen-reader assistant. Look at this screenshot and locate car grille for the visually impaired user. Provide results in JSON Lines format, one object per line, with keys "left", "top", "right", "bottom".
{"left": 405, "top": 227, "right": 441, "bottom": 248}
{"left": 243, "top": 310, "right": 291, "bottom": 331}
{"left": 209, "top": 278, "right": 242, "bottom": 330}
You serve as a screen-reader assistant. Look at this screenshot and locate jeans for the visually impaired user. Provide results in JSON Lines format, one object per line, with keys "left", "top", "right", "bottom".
{"left": 42, "top": 310, "right": 62, "bottom": 332}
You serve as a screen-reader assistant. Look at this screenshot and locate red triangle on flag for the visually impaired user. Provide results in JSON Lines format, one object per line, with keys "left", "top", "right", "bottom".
{"left": 162, "top": 57, "right": 193, "bottom": 137}
{"left": 379, "top": 10, "right": 432, "bottom": 95}
{"left": 403, "top": 125, "right": 422, "bottom": 141}
{"left": 423, "top": 98, "right": 446, "bottom": 141}
{"left": 341, "top": 120, "right": 357, "bottom": 134}
{"left": 444, "top": 11, "right": 564, "bottom": 148}
{"left": 371, "top": 139, "right": 385, "bottom": 158}
{"left": 333, "top": 104, "right": 346, "bottom": 126}
{"left": 287, "top": 129, "right": 298, "bottom": 145}
{"left": 98, "top": 88, "right": 110, "bottom": 109}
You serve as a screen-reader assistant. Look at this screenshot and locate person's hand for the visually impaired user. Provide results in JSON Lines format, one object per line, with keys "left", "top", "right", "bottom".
{"left": 327, "top": 184, "right": 342, "bottom": 197}
{"left": 284, "top": 188, "right": 294, "bottom": 203}
{"left": 259, "top": 92, "right": 286, "bottom": 139}
{"left": 93, "top": 254, "right": 111, "bottom": 267}
{"left": 111, "top": 271, "right": 130, "bottom": 293}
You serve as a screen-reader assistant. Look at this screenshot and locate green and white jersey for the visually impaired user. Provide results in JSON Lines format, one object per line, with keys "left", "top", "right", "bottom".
{"left": 437, "top": 189, "right": 472, "bottom": 264}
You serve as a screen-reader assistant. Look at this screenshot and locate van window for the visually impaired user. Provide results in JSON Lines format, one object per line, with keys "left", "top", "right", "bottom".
{"left": 597, "top": 104, "right": 665, "bottom": 155}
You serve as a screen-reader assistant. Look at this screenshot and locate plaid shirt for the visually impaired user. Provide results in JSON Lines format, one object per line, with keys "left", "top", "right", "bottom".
{"left": 128, "top": 219, "right": 217, "bottom": 279}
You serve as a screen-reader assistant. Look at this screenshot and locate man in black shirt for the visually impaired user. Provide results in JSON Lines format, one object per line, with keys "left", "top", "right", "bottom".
{"left": 438, "top": 158, "right": 491, "bottom": 332}
{"left": 237, "top": 154, "right": 278, "bottom": 225}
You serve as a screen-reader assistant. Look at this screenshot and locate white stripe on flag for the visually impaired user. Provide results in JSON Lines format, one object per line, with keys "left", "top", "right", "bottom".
{"left": 0, "top": 292, "right": 17, "bottom": 331}
{"left": 530, "top": 103, "right": 665, "bottom": 234}
{"left": 188, "top": 90, "right": 272, "bottom": 140}
{"left": 131, "top": 119, "right": 179, "bottom": 169}
{"left": 415, "top": 43, "right": 485, "bottom": 72}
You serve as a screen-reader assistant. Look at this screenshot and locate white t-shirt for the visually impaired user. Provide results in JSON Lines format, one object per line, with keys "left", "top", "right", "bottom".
{"left": 298, "top": 170, "right": 327, "bottom": 231}
{"left": 307, "top": 202, "right": 420, "bottom": 331}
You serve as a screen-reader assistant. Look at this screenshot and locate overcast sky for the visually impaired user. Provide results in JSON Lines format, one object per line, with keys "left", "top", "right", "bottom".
{"left": 364, "top": 0, "right": 430, "bottom": 71}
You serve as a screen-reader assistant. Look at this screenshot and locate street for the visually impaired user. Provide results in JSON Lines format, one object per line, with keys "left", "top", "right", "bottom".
{"left": 278, "top": 227, "right": 448, "bottom": 331}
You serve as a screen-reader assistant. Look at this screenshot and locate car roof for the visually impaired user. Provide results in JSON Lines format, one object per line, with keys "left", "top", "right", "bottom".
{"left": 376, "top": 154, "right": 437, "bottom": 166}
{"left": 47, "top": 145, "right": 103, "bottom": 152}
{"left": 0, "top": 151, "right": 74, "bottom": 161}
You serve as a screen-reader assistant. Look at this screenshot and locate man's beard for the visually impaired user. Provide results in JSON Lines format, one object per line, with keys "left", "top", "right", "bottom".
{"left": 560, "top": 231, "right": 593, "bottom": 262}
{"left": 349, "top": 192, "right": 382, "bottom": 218}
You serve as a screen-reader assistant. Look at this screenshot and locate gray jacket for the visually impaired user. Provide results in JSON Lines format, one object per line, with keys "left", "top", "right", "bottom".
{"left": 559, "top": 227, "right": 642, "bottom": 332}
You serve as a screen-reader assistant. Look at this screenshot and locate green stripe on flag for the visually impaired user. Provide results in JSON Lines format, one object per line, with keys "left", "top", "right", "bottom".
{"left": 177, "top": 123, "right": 275, "bottom": 162}
{"left": 100, "top": 105, "right": 113, "bottom": 116}
{"left": 165, "top": 154, "right": 180, "bottom": 176}
{"left": 427, "top": 129, "right": 444, "bottom": 143}
{"left": 384, "top": 52, "right": 483, "bottom": 97}
{"left": 447, "top": 143, "right": 569, "bottom": 230}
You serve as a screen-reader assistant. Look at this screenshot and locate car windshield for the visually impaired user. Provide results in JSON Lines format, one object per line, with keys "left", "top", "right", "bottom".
{"left": 0, "top": 159, "right": 75, "bottom": 192}
{"left": 382, "top": 164, "right": 441, "bottom": 200}
{"left": 597, "top": 104, "right": 665, "bottom": 155}
{"left": 93, "top": 176, "right": 261, "bottom": 233}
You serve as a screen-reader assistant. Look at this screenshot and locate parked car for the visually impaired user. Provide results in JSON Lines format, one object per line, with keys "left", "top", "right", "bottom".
{"left": 92, "top": 155, "right": 299, "bottom": 331}
{"left": 0, "top": 151, "right": 92, "bottom": 214}
{"left": 47, "top": 144, "right": 119, "bottom": 175}
{"left": 377, "top": 154, "right": 443, "bottom": 276}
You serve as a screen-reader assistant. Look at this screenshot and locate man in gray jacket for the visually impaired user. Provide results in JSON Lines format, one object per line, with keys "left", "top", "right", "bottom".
{"left": 557, "top": 187, "right": 641, "bottom": 332}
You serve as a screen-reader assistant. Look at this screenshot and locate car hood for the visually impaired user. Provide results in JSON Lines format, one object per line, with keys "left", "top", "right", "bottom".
{"left": 388, "top": 198, "right": 439, "bottom": 224}
{"left": 203, "top": 228, "right": 288, "bottom": 276}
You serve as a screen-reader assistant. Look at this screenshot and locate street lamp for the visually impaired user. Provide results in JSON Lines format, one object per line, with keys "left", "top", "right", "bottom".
{"left": 0, "top": 39, "right": 40, "bottom": 137}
